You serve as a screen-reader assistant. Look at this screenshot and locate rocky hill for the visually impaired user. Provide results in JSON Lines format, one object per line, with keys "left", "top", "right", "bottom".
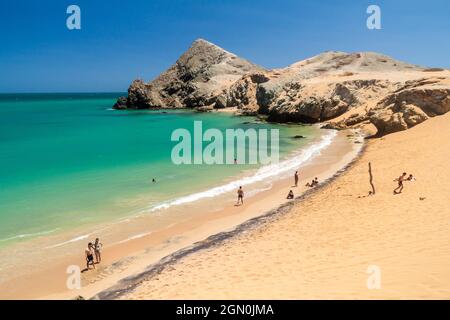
{"left": 114, "top": 39, "right": 265, "bottom": 110}
{"left": 114, "top": 39, "right": 450, "bottom": 136}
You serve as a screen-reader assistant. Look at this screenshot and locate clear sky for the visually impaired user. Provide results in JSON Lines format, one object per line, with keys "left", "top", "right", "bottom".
{"left": 1, "top": 0, "right": 449, "bottom": 93}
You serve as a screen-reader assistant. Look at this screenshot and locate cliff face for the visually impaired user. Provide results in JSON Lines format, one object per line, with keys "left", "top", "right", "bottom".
{"left": 114, "top": 39, "right": 450, "bottom": 136}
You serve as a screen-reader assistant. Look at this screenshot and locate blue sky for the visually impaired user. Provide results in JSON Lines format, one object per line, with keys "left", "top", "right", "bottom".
{"left": 0, "top": 0, "right": 449, "bottom": 93}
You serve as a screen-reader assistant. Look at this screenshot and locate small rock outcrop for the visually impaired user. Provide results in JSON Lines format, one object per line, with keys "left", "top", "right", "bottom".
{"left": 112, "top": 96, "right": 128, "bottom": 110}
{"left": 368, "top": 85, "right": 450, "bottom": 135}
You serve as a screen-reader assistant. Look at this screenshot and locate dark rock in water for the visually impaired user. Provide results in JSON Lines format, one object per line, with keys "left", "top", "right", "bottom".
{"left": 321, "top": 123, "right": 346, "bottom": 130}
{"left": 292, "top": 135, "right": 306, "bottom": 139}
{"left": 113, "top": 96, "right": 128, "bottom": 110}
{"left": 196, "top": 105, "right": 214, "bottom": 112}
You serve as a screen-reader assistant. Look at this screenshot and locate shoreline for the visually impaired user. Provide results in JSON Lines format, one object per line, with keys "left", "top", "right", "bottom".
{"left": 0, "top": 129, "right": 363, "bottom": 299}
{"left": 0, "top": 109, "right": 306, "bottom": 250}
{"left": 94, "top": 138, "right": 366, "bottom": 300}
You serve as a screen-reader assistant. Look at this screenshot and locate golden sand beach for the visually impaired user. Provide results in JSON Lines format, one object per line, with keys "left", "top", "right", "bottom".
{"left": 118, "top": 112, "right": 450, "bottom": 300}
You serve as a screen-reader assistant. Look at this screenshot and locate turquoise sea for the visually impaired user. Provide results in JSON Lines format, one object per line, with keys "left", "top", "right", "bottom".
{"left": 0, "top": 93, "right": 323, "bottom": 247}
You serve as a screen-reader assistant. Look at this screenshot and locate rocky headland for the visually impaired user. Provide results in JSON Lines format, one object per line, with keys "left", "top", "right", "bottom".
{"left": 114, "top": 39, "right": 450, "bottom": 136}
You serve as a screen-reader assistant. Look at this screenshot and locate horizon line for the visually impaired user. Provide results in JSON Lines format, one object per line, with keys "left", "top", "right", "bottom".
{"left": 0, "top": 91, "right": 127, "bottom": 95}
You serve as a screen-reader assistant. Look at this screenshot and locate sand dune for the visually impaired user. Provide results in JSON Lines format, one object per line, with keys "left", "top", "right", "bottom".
{"left": 122, "top": 113, "right": 450, "bottom": 299}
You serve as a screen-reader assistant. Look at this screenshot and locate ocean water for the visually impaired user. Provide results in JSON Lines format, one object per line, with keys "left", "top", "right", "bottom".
{"left": 0, "top": 93, "right": 325, "bottom": 248}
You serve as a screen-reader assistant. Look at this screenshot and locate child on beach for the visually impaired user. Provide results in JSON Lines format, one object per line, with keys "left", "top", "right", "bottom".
{"left": 237, "top": 186, "right": 244, "bottom": 205}
{"left": 294, "top": 171, "right": 299, "bottom": 187}
{"left": 94, "top": 238, "right": 103, "bottom": 264}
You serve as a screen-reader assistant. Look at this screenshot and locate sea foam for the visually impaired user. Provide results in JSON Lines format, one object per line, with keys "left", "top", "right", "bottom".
{"left": 0, "top": 229, "right": 59, "bottom": 243}
{"left": 45, "top": 233, "right": 91, "bottom": 249}
{"left": 145, "top": 130, "right": 337, "bottom": 213}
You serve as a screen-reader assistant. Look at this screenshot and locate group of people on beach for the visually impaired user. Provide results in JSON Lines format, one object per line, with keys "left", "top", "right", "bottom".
{"left": 305, "top": 177, "right": 319, "bottom": 188}
{"left": 288, "top": 171, "right": 320, "bottom": 199}
{"left": 236, "top": 170, "right": 321, "bottom": 205}
{"left": 84, "top": 238, "right": 102, "bottom": 270}
{"left": 236, "top": 168, "right": 417, "bottom": 206}
{"left": 80, "top": 167, "right": 417, "bottom": 275}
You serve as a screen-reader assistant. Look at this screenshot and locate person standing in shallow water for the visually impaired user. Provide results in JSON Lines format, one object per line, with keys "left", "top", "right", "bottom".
{"left": 294, "top": 171, "right": 299, "bottom": 187}
{"left": 237, "top": 186, "right": 244, "bottom": 205}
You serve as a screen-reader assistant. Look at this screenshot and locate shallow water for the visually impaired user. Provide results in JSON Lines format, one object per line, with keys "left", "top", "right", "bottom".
{"left": 0, "top": 93, "right": 322, "bottom": 247}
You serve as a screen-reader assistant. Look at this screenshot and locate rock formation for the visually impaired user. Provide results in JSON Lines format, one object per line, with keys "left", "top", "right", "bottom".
{"left": 115, "top": 39, "right": 264, "bottom": 110}
{"left": 114, "top": 39, "right": 450, "bottom": 136}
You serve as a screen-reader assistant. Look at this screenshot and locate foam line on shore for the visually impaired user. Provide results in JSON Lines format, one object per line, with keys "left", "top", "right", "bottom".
{"left": 115, "top": 232, "right": 153, "bottom": 245}
{"left": 0, "top": 229, "right": 59, "bottom": 243}
{"left": 45, "top": 234, "right": 91, "bottom": 249}
{"left": 144, "top": 130, "right": 338, "bottom": 213}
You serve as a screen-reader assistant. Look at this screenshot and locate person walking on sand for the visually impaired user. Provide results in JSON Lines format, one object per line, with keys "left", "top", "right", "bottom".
{"left": 394, "top": 172, "right": 407, "bottom": 194}
{"left": 85, "top": 242, "right": 95, "bottom": 270}
{"left": 294, "top": 171, "right": 299, "bottom": 187}
{"left": 237, "top": 186, "right": 244, "bottom": 205}
{"left": 94, "top": 238, "right": 103, "bottom": 264}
